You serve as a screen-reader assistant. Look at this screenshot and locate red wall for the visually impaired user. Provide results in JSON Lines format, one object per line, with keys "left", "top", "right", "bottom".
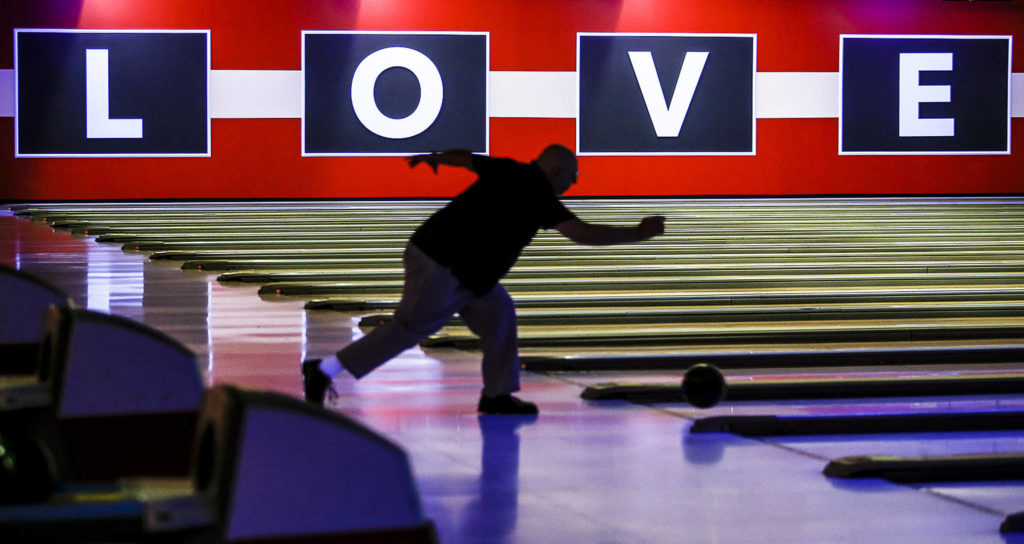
{"left": 2, "top": 0, "right": 1023, "bottom": 199}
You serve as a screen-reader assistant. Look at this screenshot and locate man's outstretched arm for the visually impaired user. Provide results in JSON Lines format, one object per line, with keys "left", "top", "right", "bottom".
{"left": 556, "top": 216, "right": 665, "bottom": 246}
{"left": 407, "top": 150, "right": 476, "bottom": 173}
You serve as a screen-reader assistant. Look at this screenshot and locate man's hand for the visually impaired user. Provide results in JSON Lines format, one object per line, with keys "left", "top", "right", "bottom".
{"left": 407, "top": 153, "right": 440, "bottom": 174}
{"left": 407, "top": 150, "right": 475, "bottom": 174}
{"left": 637, "top": 215, "right": 666, "bottom": 239}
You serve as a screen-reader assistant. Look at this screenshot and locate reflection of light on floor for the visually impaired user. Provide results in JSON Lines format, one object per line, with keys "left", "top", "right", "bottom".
{"left": 340, "top": 315, "right": 448, "bottom": 395}
{"left": 86, "top": 247, "right": 143, "bottom": 313}
{"left": 205, "top": 281, "right": 306, "bottom": 390}
{"left": 205, "top": 282, "right": 214, "bottom": 379}
{"left": 345, "top": 315, "right": 446, "bottom": 369}
{"left": 347, "top": 317, "right": 364, "bottom": 342}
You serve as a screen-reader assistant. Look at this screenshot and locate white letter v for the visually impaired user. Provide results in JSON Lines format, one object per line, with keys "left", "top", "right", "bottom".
{"left": 628, "top": 50, "right": 708, "bottom": 138}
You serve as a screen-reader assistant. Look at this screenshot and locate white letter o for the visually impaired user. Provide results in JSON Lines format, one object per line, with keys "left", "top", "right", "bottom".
{"left": 350, "top": 47, "right": 444, "bottom": 139}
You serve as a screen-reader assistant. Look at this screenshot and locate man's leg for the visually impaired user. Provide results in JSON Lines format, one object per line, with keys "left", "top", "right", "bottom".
{"left": 340, "top": 244, "right": 471, "bottom": 376}
{"left": 303, "top": 244, "right": 472, "bottom": 404}
{"left": 459, "top": 284, "right": 520, "bottom": 396}
{"left": 460, "top": 284, "right": 536, "bottom": 415}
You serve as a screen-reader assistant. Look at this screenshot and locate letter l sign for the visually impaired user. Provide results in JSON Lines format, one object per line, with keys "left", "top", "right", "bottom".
{"left": 85, "top": 49, "right": 143, "bottom": 139}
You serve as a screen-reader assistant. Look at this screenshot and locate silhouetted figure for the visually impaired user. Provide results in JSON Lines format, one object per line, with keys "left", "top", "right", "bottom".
{"left": 303, "top": 145, "right": 665, "bottom": 414}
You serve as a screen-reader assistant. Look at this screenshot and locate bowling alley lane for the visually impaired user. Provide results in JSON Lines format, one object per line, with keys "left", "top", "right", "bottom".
{"left": 5, "top": 201, "right": 1024, "bottom": 544}
{"left": 576, "top": 363, "right": 1024, "bottom": 534}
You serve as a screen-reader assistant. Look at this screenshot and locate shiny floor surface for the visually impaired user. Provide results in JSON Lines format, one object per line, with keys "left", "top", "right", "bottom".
{"left": 3, "top": 208, "right": 1023, "bottom": 544}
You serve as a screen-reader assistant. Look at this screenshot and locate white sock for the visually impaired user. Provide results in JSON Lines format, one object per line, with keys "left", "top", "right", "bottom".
{"left": 319, "top": 355, "right": 345, "bottom": 378}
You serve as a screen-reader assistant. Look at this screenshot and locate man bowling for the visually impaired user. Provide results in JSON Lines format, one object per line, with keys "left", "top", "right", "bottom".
{"left": 302, "top": 144, "right": 665, "bottom": 414}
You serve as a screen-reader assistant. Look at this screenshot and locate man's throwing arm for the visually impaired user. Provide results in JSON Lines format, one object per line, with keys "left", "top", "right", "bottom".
{"left": 556, "top": 216, "right": 665, "bottom": 246}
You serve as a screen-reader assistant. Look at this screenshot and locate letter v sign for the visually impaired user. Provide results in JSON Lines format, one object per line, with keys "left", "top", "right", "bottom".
{"left": 628, "top": 50, "right": 709, "bottom": 138}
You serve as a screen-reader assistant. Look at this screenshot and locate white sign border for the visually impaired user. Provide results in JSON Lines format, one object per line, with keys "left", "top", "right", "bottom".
{"left": 838, "top": 34, "right": 1013, "bottom": 156}
{"left": 301, "top": 30, "right": 491, "bottom": 158}
{"left": 14, "top": 28, "right": 212, "bottom": 159}
{"left": 575, "top": 32, "right": 758, "bottom": 157}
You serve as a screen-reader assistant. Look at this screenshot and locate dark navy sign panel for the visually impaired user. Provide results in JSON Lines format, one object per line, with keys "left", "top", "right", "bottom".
{"left": 577, "top": 33, "right": 755, "bottom": 156}
{"left": 840, "top": 35, "right": 1011, "bottom": 155}
{"left": 303, "top": 32, "right": 488, "bottom": 156}
{"left": 15, "top": 30, "right": 210, "bottom": 157}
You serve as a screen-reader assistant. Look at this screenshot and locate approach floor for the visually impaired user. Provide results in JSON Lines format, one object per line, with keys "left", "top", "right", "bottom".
{"left": 3, "top": 205, "right": 1023, "bottom": 544}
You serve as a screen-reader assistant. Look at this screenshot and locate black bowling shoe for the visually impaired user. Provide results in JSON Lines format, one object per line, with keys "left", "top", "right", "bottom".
{"left": 302, "top": 359, "right": 335, "bottom": 406}
{"left": 478, "top": 394, "right": 538, "bottom": 415}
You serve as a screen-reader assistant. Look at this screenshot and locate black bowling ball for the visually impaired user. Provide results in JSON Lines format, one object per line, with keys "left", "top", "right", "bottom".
{"left": 681, "top": 364, "right": 727, "bottom": 409}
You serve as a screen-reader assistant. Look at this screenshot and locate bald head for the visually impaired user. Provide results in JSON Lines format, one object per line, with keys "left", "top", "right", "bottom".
{"left": 535, "top": 144, "right": 579, "bottom": 195}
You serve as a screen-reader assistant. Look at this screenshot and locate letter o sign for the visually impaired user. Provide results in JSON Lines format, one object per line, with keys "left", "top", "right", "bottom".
{"left": 350, "top": 47, "right": 444, "bottom": 139}
{"left": 304, "top": 31, "right": 487, "bottom": 155}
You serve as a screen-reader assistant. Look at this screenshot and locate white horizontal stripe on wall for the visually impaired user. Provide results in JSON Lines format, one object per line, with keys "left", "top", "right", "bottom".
{"left": 1014, "top": 73, "right": 1024, "bottom": 118}
{"left": 210, "top": 70, "right": 302, "bottom": 118}
{"left": 0, "top": 70, "right": 13, "bottom": 118}
{"left": 1, "top": 69, "right": 1022, "bottom": 119}
{"left": 488, "top": 71, "right": 576, "bottom": 118}
{"left": 755, "top": 72, "right": 839, "bottom": 118}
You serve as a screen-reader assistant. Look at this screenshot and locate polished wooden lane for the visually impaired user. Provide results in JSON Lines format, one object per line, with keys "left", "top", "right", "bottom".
{"left": 4, "top": 203, "right": 1024, "bottom": 543}
{"left": 13, "top": 198, "right": 1024, "bottom": 372}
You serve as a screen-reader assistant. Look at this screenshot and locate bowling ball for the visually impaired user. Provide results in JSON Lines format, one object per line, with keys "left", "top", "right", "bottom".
{"left": 681, "top": 364, "right": 727, "bottom": 409}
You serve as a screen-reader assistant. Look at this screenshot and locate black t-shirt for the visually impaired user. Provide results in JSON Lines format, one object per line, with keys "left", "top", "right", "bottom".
{"left": 410, "top": 155, "right": 576, "bottom": 295}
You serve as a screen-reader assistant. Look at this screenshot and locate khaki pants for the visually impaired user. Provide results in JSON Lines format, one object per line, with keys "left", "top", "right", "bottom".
{"left": 337, "top": 243, "right": 520, "bottom": 397}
